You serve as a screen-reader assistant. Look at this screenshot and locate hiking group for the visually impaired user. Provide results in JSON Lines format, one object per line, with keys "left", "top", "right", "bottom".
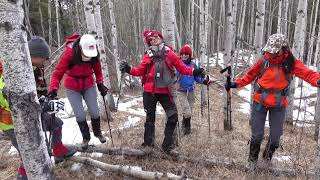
{"left": 1, "top": 30, "right": 320, "bottom": 179}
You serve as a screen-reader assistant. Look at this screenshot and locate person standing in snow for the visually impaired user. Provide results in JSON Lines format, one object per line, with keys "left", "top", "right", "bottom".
{"left": 49, "top": 34, "right": 109, "bottom": 150}
{"left": 226, "top": 34, "right": 320, "bottom": 168}
{"left": 176, "top": 44, "right": 211, "bottom": 135}
{"left": 0, "top": 36, "right": 77, "bottom": 180}
{"left": 119, "top": 30, "right": 206, "bottom": 153}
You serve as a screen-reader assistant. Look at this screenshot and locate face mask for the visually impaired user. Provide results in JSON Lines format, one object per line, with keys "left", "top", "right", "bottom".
{"left": 81, "top": 54, "right": 91, "bottom": 62}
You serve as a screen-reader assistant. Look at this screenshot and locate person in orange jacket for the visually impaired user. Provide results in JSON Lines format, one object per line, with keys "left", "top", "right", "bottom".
{"left": 226, "top": 34, "right": 320, "bottom": 167}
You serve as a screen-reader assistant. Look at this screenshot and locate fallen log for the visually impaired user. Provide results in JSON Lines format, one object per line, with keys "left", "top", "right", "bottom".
{"left": 67, "top": 145, "right": 314, "bottom": 177}
{"left": 69, "top": 156, "right": 190, "bottom": 180}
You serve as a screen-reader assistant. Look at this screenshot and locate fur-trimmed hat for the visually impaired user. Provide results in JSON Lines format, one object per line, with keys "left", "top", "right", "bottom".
{"left": 143, "top": 30, "right": 163, "bottom": 46}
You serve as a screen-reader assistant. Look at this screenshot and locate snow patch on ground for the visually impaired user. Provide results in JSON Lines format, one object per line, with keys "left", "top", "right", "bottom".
{"left": 90, "top": 152, "right": 103, "bottom": 158}
{"left": 274, "top": 155, "right": 291, "bottom": 162}
{"left": 70, "top": 163, "right": 82, "bottom": 171}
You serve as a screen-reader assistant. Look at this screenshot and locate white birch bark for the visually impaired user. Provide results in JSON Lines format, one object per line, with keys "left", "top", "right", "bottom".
{"left": 0, "top": 0, "right": 54, "bottom": 179}
{"left": 55, "top": 0, "right": 60, "bottom": 46}
{"left": 38, "top": 0, "right": 45, "bottom": 37}
{"left": 277, "top": 0, "right": 289, "bottom": 36}
{"left": 190, "top": 0, "right": 195, "bottom": 47}
{"left": 307, "top": 0, "right": 319, "bottom": 66}
{"left": 161, "top": 0, "right": 176, "bottom": 50}
{"left": 107, "top": 0, "right": 121, "bottom": 90}
{"left": 286, "top": 0, "right": 308, "bottom": 124}
{"left": 254, "top": 0, "right": 265, "bottom": 60}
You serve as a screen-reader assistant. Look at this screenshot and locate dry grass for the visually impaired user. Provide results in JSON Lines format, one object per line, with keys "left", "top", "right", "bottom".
{"left": 0, "top": 68, "right": 317, "bottom": 179}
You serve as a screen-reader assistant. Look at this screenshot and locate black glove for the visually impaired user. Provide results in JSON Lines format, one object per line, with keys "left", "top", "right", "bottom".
{"left": 97, "top": 83, "right": 108, "bottom": 97}
{"left": 48, "top": 89, "right": 57, "bottom": 99}
{"left": 119, "top": 61, "right": 131, "bottom": 73}
{"left": 225, "top": 82, "right": 237, "bottom": 91}
{"left": 202, "top": 76, "right": 212, "bottom": 85}
{"left": 193, "top": 68, "right": 206, "bottom": 78}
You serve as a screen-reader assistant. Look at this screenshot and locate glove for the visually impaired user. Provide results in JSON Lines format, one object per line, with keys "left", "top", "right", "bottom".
{"left": 97, "top": 83, "right": 108, "bottom": 97}
{"left": 225, "top": 82, "right": 237, "bottom": 91}
{"left": 48, "top": 89, "right": 57, "bottom": 99}
{"left": 202, "top": 78, "right": 212, "bottom": 85}
{"left": 192, "top": 68, "right": 206, "bottom": 78}
{"left": 44, "top": 100, "right": 65, "bottom": 114}
{"left": 119, "top": 61, "right": 131, "bottom": 73}
{"left": 318, "top": 80, "right": 320, "bottom": 88}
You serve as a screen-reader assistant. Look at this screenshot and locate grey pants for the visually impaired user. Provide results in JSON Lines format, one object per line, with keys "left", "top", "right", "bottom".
{"left": 177, "top": 91, "right": 195, "bottom": 118}
{"left": 251, "top": 102, "right": 286, "bottom": 146}
{"left": 66, "top": 86, "right": 100, "bottom": 122}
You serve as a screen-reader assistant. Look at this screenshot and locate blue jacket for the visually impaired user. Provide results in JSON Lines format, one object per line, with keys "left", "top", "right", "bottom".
{"left": 176, "top": 59, "right": 203, "bottom": 92}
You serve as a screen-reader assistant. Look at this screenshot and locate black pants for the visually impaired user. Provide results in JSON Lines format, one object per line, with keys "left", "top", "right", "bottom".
{"left": 142, "top": 92, "right": 178, "bottom": 149}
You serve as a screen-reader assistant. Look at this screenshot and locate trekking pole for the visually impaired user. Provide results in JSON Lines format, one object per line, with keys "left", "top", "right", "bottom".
{"left": 40, "top": 112, "right": 52, "bottom": 156}
{"left": 116, "top": 72, "right": 125, "bottom": 111}
{"left": 102, "top": 95, "right": 114, "bottom": 146}
{"left": 206, "top": 75, "right": 211, "bottom": 137}
{"left": 220, "top": 66, "right": 233, "bottom": 131}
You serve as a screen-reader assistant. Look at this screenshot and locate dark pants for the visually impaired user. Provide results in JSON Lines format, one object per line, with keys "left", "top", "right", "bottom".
{"left": 251, "top": 102, "right": 286, "bottom": 147}
{"left": 142, "top": 92, "right": 178, "bottom": 150}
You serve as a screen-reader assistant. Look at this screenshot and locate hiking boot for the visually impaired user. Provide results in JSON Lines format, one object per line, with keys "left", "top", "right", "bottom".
{"left": 81, "top": 139, "right": 90, "bottom": 150}
{"left": 162, "top": 115, "right": 178, "bottom": 154}
{"left": 91, "top": 117, "right": 106, "bottom": 143}
{"left": 247, "top": 142, "right": 261, "bottom": 172}
{"left": 262, "top": 141, "right": 278, "bottom": 161}
{"left": 142, "top": 121, "right": 155, "bottom": 147}
{"left": 182, "top": 116, "right": 191, "bottom": 135}
{"left": 17, "top": 166, "right": 28, "bottom": 180}
{"left": 77, "top": 121, "right": 91, "bottom": 149}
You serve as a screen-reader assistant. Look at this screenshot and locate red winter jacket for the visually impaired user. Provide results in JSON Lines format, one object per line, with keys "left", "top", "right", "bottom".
{"left": 235, "top": 52, "right": 320, "bottom": 107}
{"left": 49, "top": 35, "right": 103, "bottom": 92}
{"left": 130, "top": 46, "right": 193, "bottom": 93}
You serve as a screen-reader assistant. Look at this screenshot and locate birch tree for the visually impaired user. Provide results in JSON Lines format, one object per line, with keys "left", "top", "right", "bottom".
{"left": 223, "top": 0, "right": 237, "bottom": 130}
{"left": 277, "top": 0, "right": 288, "bottom": 36}
{"left": 55, "top": 0, "right": 60, "bottom": 46}
{"left": 161, "top": 0, "right": 176, "bottom": 50}
{"left": 0, "top": 0, "right": 54, "bottom": 179}
{"left": 286, "top": 0, "right": 308, "bottom": 124}
{"left": 254, "top": 0, "right": 265, "bottom": 60}
{"left": 48, "top": 0, "right": 52, "bottom": 47}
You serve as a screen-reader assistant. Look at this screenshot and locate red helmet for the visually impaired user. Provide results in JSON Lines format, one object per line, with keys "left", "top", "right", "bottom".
{"left": 179, "top": 44, "right": 192, "bottom": 56}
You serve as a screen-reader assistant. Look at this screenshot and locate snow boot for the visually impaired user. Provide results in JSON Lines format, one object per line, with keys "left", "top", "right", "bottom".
{"left": 141, "top": 121, "right": 155, "bottom": 147}
{"left": 17, "top": 165, "right": 27, "bottom": 180}
{"left": 52, "top": 128, "right": 77, "bottom": 163}
{"left": 77, "top": 121, "right": 91, "bottom": 150}
{"left": 247, "top": 142, "right": 261, "bottom": 171}
{"left": 182, "top": 116, "right": 191, "bottom": 135}
{"left": 91, "top": 117, "right": 106, "bottom": 143}
{"left": 162, "top": 114, "right": 178, "bottom": 154}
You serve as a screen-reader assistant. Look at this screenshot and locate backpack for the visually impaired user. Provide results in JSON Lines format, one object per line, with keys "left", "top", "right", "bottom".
{"left": 141, "top": 47, "right": 175, "bottom": 88}
{"left": 254, "top": 54, "right": 293, "bottom": 110}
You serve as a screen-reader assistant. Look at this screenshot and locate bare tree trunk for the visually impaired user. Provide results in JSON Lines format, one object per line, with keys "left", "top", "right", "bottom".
{"left": 277, "top": 0, "right": 289, "bottom": 36}
{"left": 55, "top": 0, "right": 60, "bottom": 47}
{"left": 161, "top": 0, "right": 176, "bottom": 50}
{"left": 48, "top": 0, "right": 52, "bottom": 47}
{"left": 254, "top": 0, "right": 265, "bottom": 60}
{"left": 0, "top": 0, "right": 54, "bottom": 179}
{"left": 223, "top": 0, "right": 237, "bottom": 131}
{"left": 107, "top": 0, "right": 121, "bottom": 92}
{"left": 38, "top": 0, "right": 45, "bottom": 37}
{"left": 190, "top": 0, "right": 195, "bottom": 47}
{"left": 307, "top": 0, "right": 319, "bottom": 66}
{"left": 286, "top": 0, "right": 308, "bottom": 125}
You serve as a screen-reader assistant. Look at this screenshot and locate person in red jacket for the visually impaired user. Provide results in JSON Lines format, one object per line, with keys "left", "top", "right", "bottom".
{"left": 119, "top": 30, "right": 206, "bottom": 153}
{"left": 226, "top": 34, "right": 320, "bottom": 168}
{"left": 49, "top": 34, "right": 109, "bottom": 149}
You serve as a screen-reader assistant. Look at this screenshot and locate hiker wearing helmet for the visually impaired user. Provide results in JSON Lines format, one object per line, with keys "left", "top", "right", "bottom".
{"left": 177, "top": 44, "right": 211, "bottom": 135}
{"left": 226, "top": 34, "right": 320, "bottom": 168}
{"left": 49, "top": 34, "right": 109, "bottom": 150}
{"left": 119, "top": 30, "right": 206, "bottom": 154}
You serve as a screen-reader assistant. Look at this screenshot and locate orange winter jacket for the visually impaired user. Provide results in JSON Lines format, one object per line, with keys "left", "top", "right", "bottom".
{"left": 235, "top": 52, "right": 320, "bottom": 107}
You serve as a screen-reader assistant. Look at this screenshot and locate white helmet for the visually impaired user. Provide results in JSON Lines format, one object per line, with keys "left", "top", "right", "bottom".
{"left": 79, "top": 34, "right": 98, "bottom": 57}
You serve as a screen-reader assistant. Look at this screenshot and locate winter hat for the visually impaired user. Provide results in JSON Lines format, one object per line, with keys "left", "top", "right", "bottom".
{"left": 179, "top": 44, "right": 193, "bottom": 56}
{"left": 143, "top": 30, "right": 163, "bottom": 46}
{"left": 262, "top": 34, "right": 289, "bottom": 54}
{"left": 28, "top": 36, "right": 50, "bottom": 58}
{"left": 79, "top": 34, "right": 98, "bottom": 57}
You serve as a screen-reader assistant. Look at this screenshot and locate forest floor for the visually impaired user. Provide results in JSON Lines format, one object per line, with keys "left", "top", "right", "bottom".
{"left": 0, "top": 65, "right": 318, "bottom": 180}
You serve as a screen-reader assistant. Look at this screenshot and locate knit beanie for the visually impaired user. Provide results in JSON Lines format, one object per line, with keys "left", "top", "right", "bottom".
{"left": 179, "top": 44, "right": 193, "bottom": 56}
{"left": 28, "top": 36, "right": 50, "bottom": 59}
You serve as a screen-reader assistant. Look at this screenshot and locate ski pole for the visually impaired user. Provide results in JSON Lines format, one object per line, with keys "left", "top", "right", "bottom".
{"left": 102, "top": 95, "right": 114, "bottom": 146}
{"left": 206, "top": 75, "right": 211, "bottom": 137}
{"left": 220, "top": 66, "right": 233, "bottom": 131}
